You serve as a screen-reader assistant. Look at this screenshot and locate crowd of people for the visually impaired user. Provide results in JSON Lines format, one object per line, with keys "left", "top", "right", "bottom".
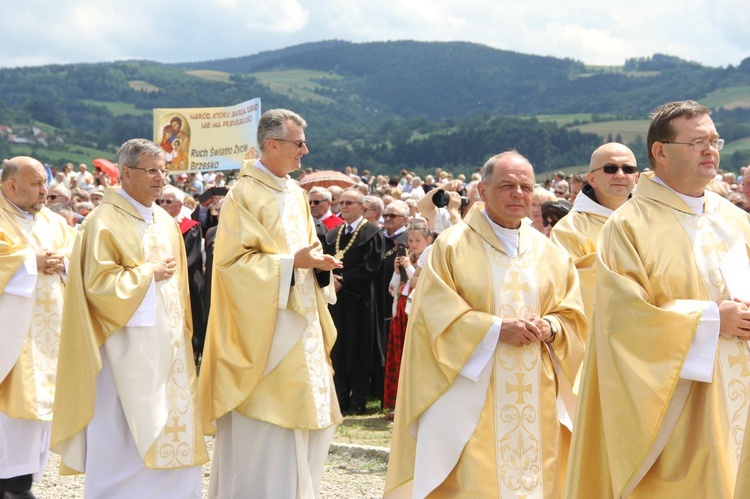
{"left": 2, "top": 100, "right": 750, "bottom": 498}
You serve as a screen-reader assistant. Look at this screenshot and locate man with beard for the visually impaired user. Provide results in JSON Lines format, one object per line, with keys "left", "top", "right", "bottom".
{"left": 0, "top": 156, "right": 75, "bottom": 499}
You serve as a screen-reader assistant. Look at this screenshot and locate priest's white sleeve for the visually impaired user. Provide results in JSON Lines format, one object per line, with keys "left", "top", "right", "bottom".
{"left": 4, "top": 248, "right": 37, "bottom": 298}
{"left": 459, "top": 318, "right": 501, "bottom": 382}
{"left": 125, "top": 277, "right": 157, "bottom": 327}
{"left": 277, "top": 254, "right": 294, "bottom": 309}
{"left": 679, "top": 300, "right": 720, "bottom": 383}
{"left": 263, "top": 254, "right": 306, "bottom": 377}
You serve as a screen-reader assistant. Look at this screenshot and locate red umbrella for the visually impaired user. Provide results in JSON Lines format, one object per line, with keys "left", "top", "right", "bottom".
{"left": 297, "top": 170, "right": 357, "bottom": 191}
{"left": 93, "top": 158, "right": 119, "bottom": 184}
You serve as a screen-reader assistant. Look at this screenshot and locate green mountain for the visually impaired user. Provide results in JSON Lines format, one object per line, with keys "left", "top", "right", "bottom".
{"left": 1, "top": 41, "right": 749, "bottom": 174}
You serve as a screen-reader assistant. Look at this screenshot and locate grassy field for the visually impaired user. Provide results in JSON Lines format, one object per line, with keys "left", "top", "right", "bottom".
{"left": 534, "top": 113, "right": 617, "bottom": 126}
{"left": 701, "top": 86, "right": 750, "bottom": 109}
{"left": 81, "top": 99, "right": 151, "bottom": 116}
{"left": 249, "top": 69, "right": 342, "bottom": 104}
{"left": 185, "top": 69, "right": 232, "bottom": 82}
{"left": 721, "top": 135, "right": 750, "bottom": 156}
{"left": 571, "top": 119, "right": 650, "bottom": 144}
{"left": 128, "top": 80, "right": 160, "bottom": 93}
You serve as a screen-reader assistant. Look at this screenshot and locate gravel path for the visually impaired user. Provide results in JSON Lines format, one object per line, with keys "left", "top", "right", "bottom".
{"left": 32, "top": 437, "right": 387, "bottom": 498}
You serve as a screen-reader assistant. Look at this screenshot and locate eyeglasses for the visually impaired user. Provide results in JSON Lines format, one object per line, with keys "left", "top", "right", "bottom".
{"left": 661, "top": 138, "right": 724, "bottom": 152}
{"left": 273, "top": 138, "right": 307, "bottom": 149}
{"left": 590, "top": 164, "right": 639, "bottom": 175}
{"left": 383, "top": 213, "right": 405, "bottom": 219}
{"left": 309, "top": 199, "right": 326, "bottom": 205}
{"left": 127, "top": 166, "right": 169, "bottom": 176}
{"left": 156, "top": 199, "right": 175, "bottom": 205}
{"left": 340, "top": 200, "right": 362, "bottom": 206}
{"left": 554, "top": 190, "right": 566, "bottom": 195}
{"left": 47, "top": 194, "right": 62, "bottom": 200}
{"left": 542, "top": 218, "right": 559, "bottom": 228}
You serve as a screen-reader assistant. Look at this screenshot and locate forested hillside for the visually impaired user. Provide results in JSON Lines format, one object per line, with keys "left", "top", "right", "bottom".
{"left": 1, "top": 41, "right": 749, "bottom": 174}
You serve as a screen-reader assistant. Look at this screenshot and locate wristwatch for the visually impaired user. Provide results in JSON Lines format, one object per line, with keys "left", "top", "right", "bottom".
{"left": 543, "top": 318, "right": 557, "bottom": 343}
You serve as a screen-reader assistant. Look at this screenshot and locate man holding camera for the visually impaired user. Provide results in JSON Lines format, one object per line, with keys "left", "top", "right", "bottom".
{"left": 416, "top": 179, "right": 465, "bottom": 234}
{"left": 376, "top": 200, "right": 410, "bottom": 402}
{"left": 191, "top": 185, "right": 227, "bottom": 237}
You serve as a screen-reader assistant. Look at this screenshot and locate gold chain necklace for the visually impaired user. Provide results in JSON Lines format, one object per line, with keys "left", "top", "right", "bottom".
{"left": 334, "top": 220, "right": 368, "bottom": 260}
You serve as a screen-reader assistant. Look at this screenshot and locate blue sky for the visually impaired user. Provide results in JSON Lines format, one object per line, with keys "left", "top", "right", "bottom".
{"left": 1, "top": 0, "right": 748, "bottom": 69}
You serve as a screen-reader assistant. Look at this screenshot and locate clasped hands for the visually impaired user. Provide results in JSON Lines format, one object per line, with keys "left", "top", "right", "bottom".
{"left": 500, "top": 316, "right": 556, "bottom": 347}
{"left": 36, "top": 249, "right": 65, "bottom": 275}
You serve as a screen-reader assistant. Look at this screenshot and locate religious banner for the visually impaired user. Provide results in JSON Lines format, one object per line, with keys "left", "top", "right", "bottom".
{"left": 153, "top": 98, "right": 261, "bottom": 174}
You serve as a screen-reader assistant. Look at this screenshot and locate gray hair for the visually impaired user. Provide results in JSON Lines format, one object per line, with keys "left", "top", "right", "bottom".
{"left": 162, "top": 184, "right": 185, "bottom": 202}
{"left": 49, "top": 184, "right": 72, "bottom": 198}
{"left": 364, "top": 195, "right": 384, "bottom": 215}
{"left": 0, "top": 158, "right": 22, "bottom": 183}
{"left": 116, "top": 138, "right": 164, "bottom": 176}
{"left": 257, "top": 109, "right": 307, "bottom": 154}
{"left": 342, "top": 187, "right": 365, "bottom": 204}
{"left": 309, "top": 186, "right": 332, "bottom": 201}
{"left": 481, "top": 150, "right": 532, "bottom": 184}
{"left": 385, "top": 199, "right": 409, "bottom": 217}
{"left": 48, "top": 202, "right": 75, "bottom": 217}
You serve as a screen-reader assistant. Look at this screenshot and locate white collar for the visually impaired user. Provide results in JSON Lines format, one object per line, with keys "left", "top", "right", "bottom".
{"left": 572, "top": 191, "right": 615, "bottom": 217}
{"left": 385, "top": 225, "right": 407, "bottom": 238}
{"left": 119, "top": 187, "right": 155, "bottom": 223}
{"left": 653, "top": 174, "right": 705, "bottom": 215}
{"left": 481, "top": 209, "right": 519, "bottom": 258}
{"left": 345, "top": 216, "right": 364, "bottom": 231}
{"left": 255, "top": 160, "right": 289, "bottom": 189}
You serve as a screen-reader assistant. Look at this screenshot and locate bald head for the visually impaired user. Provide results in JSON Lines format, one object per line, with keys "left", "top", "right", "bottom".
{"left": 589, "top": 143, "right": 636, "bottom": 172}
{"left": 587, "top": 143, "right": 638, "bottom": 210}
{"left": 1, "top": 156, "right": 48, "bottom": 214}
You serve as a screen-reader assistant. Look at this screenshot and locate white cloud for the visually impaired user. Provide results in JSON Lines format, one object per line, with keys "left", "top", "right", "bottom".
{"left": 0, "top": 0, "right": 747, "bottom": 68}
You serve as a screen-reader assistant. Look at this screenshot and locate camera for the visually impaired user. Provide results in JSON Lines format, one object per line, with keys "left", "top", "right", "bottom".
{"left": 432, "top": 188, "right": 469, "bottom": 209}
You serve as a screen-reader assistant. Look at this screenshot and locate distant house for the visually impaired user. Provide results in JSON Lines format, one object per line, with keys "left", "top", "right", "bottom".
{"left": 9, "top": 135, "right": 32, "bottom": 144}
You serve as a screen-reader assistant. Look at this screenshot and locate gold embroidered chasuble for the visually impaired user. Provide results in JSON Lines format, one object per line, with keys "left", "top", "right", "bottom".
{"left": 566, "top": 173, "right": 750, "bottom": 498}
{"left": 198, "top": 161, "right": 340, "bottom": 431}
{"left": 0, "top": 196, "right": 75, "bottom": 420}
{"left": 50, "top": 188, "right": 208, "bottom": 474}
{"left": 385, "top": 204, "right": 586, "bottom": 498}
{"left": 550, "top": 206, "right": 609, "bottom": 335}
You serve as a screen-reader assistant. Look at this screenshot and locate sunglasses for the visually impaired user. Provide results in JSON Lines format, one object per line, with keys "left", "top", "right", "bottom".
{"left": 156, "top": 199, "right": 175, "bottom": 205}
{"left": 340, "top": 200, "right": 362, "bottom": 206}
{"left": 309, "top": 199, "right": 326, "bottom": 205}
{"left": 542, "top": 218, "right": 559, "bottom": 228}
{"left": 46, "top": 194, "right": 64, "bottom": 200}
{"left": 383, "top": 213, "right": 405, "bottom": 219}
{"left": 590, "top": 165, "right": 638, "bottom": 175}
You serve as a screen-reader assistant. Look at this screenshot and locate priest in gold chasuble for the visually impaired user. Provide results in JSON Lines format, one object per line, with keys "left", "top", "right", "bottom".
{"left": 385, "top": 151, "right": 586, "bottom": 498}
{"left": 566, "top": 101, "right": 750, "bottom": 498}
{"left": 51, "top": 139, "right": 207, "bottom": 499}
{"left": 551, "top": 142, "right": 639, "bottom": 335}
{"left": 199, "top": 109, "right": 343, "bottom": 498}
{"left": 0, "top": 157, "right": 75, "bottom": 497}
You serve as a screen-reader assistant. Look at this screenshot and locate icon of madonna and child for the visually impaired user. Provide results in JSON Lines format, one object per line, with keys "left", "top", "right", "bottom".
{"left": 159, "top": 114, "right": 191, "bottom": 170}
